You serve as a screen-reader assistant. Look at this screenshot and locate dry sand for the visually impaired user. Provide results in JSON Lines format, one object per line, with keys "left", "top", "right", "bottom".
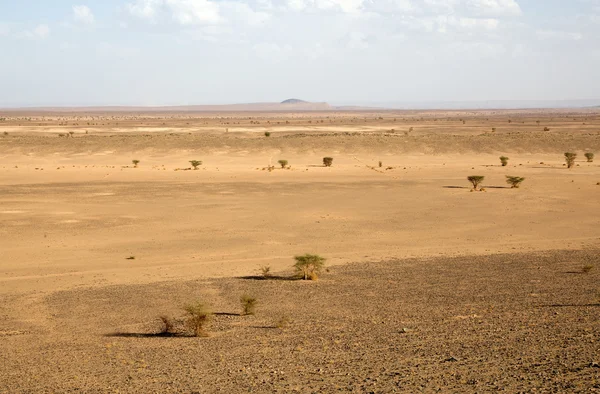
{"left": 0, "top": 109, "right": 599, "bottom": 392}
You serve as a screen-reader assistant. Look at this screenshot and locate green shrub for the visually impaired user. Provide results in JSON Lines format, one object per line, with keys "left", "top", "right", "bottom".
{"left": 240, "top": 295, "right": 258, "bottom": 315}
{"left": 500, "top": 156, "right": 509, "bottom": 166}
{"left": 323, "top": 157, "right": 333, "bottom": 167}
{"left": 467, "top": 175, "right": 485, "bottom": 191}
{"left": 294, "top": 254, "right": 326, "bottom": 280}
{"left": 189, "top": 160, "right": 202, "bottom": 170}
{"left": 564, "top": 152, "right": 577, "bottom": 169}
{"left": 278, "top": 159, "right": 288, "bottom": 169}
{"left": 584, "top": 152, "right": 594, "bottom": 163}
{"left": 132, "top": 159, "right": 140, "bottom": 168}
{"left": 264, "top": 131, "right": 271, "bottom": 137}
{"left": 506, "top": 176, "right": 525, "bottom": 188}
{"left": 183, "top": 301, "right": 212, "bottom": 337}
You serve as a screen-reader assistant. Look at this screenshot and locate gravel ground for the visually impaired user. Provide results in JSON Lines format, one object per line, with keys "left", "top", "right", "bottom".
{"left": 1, "top": 249, "right": 599, "bottom": 393}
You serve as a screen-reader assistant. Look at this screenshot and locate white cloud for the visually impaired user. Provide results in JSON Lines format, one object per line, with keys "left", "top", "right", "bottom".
{"left": 465, "top": 0, "right": 522, "bottom": 17}
{"left": 17, "top": 24, "right": 51, "bottom": 39}
{"left": 127, "top": 0, "right": 162, "bottom": 21}
{"left": 536, "top": 30, "right": 583, "bottom": 41}
{"left": 167, "top": 0, "right": 221, "bottom": 24}
{"left": 286, "top": 0, "right": 365, "bottom": 13}
{"left": 73, "top": 5, "right": 95, "bottom": 24}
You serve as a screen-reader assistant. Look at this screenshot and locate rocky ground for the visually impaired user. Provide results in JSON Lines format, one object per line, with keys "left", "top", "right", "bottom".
{"left": 1, "top": 250, "right": 599, "bottom": 393}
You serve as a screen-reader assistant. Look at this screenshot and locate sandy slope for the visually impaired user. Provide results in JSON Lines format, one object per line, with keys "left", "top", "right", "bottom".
{"left": 0, "top": 109, "right": 599, "bottom": 392}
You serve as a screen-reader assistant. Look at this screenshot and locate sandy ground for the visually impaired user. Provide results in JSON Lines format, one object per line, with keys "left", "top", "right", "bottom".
{"left": 0, "top": 109, "right": 599, "bottom": 392}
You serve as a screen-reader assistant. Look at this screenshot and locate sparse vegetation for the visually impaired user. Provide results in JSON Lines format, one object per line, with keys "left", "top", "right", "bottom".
{"left": 506, "top": 176, "right": 525, "bottom": 188}
{"left": 323, "top": 157, "right": 333, "bottom": 167}
{"left": 278, "top": 159, "right": 288, "bottom": 169}
{"left": 544, "top": 127, "right": 550, "bottom": 131}
{"left": 294, "top": 254, "right": 326, "bottom": 280}
{"left": 159, "top": 315, "right": 175, "bottom": 334}
{"left": 240, "top": 295, "right": 257, "bottom": 316}
{"left": 259, "top": 265, "right": 271, "bottom": 278}
{"left": 379, "top": 161, "right": 383, "bottom": 168}
{"left": 132, "top": 159, "right": 140, "bottom": 168}
{"left": 126, "top": 256, "right": 135, "bottom": 260}
{"left": 582, "top": 265, "right": 593, "bottom": 273}
{"left": 467, "top": 175, "right": 485, "bottom": 191}
{"left": 183, "top": 301, "right": 212, "bottom": 337}
{"left": 584, "top": 152, "right": 594, "bottom": 162}
{"left": 276, "top": 315, "right": 291, "bottom": 329}
{"left": 500, "top": 156, "right": 509, "bottom": 166}
{"left": 189, "top": 160, "right": 202, "bottom": 170}
{"left": 264, "top": 131, "right": 271, "bottom": 137}
{"left": 564, "top": 152, "right": 577, "bottom": 169}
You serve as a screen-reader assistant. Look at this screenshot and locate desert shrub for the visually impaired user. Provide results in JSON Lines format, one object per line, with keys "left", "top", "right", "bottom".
{"left": 492, "top": 127, "right": 496, "bottom": 132}
{"left": 582, "top": 265, "right": 593, "bottom": 273}
{"left": 189, "top": 160, "right": 202, "bottom": 169}
{"left": 544, "top": 127, "right": 550, "bottom": 131}
{"left": 132, "top": 159, "right": 140, "bottom": 168}
{"left": 323, "top": 157, "right": 333, "bottom": 167}
{"left": 264, "top": 131, "right": 271, "bottom": 137}
{"left": 467, "top": 175, "right": 485, "bottom": 191}
{"left": 276, "top": 315, "right": 291, "bottom": 329}
{"left": 584, "top": 152, "right": 594, "bottom": 162}
{"left": 500, "top": 156, "right": 509, "bottom": 166}
{"left": 2, "top": 131, "right": 8, "bottom": 135}
{"left": 183, "top": 301, "right": 212, "bottom": 337}
{"left": 506, "top": 176, "right": 525, "bottom": 188}
{"left": 294, "top": 254, "right": 326, "bottom": 280}
{"left": 240, "top": 295, "right": 257, "bottom": 316}
{"left": 278, "top": 159, "right": 288, "bottom": 169}
{"left": 259, "top": 265, "right": 271, "bottom": 278}
{"left": 159, "top": 315, "right": 174, "bottom": 334}
{"left": 379, "top": 161, "right": 383, "bottom": 168}
{"left": 564, "top": 152, "right": 577, "bottom": 169}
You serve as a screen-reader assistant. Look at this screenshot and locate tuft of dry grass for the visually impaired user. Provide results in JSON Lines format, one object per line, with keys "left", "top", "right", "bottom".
{"left": 240, "top": 295, "right": 258, "bottom": 316}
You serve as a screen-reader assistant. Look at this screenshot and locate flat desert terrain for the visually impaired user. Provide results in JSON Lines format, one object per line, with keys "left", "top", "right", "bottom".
{"left": 1, "top": 109, "right": 599, "bottom": 392}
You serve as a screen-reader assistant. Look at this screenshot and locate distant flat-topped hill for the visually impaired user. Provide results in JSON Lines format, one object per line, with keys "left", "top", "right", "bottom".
{"left": 281, "top": 98, "right": 308, "bottom": 104}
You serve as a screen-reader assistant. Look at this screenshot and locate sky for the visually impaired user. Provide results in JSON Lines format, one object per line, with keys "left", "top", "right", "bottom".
{"left": 1, "top": 0, "right": 599, "bottom": 107}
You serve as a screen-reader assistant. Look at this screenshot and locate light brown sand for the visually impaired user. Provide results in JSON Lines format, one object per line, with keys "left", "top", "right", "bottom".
{"left": 0, "top": 109, "right": 599, "bottom": 392}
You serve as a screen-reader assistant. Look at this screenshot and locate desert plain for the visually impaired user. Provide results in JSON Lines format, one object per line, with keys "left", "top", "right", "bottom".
{"left": 0, "top": 108, "right": 599, "bottom": 393}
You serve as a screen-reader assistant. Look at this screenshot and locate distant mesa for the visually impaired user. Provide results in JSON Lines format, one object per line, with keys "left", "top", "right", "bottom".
{"left": 281, "top": 99, "right": 308, "bottom": 104}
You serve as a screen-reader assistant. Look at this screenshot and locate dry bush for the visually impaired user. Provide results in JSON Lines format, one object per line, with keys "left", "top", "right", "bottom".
{"left": 183, "top": 301, "right": 212, "bottom": 337}
{"left": 582, "top": 265, "right": 594, "bottom": 274}
{"left": 564, "top": 152, "right": 577, "bottom": 169}
{"left": 278, "top": 159, "right": 288, "bottom": 169}
{"left": 500, "top": 156, "right": 509, "bottom": 166}
{"left": 294, "top": 254, "right": 326, "bottom": 280}
{"left": 467, "top": 175, "right": 485, "bottom": 191}
{"left": 159, "top": 315, "right": 175, "bottom": 334}
{"left": 506, "top": 176, "right": 525, "bottom": 188}
{"left": 323, "top": 157, "right": 333, "bottom": 167}
{"left": 259, "top": 265, "right": 271, "bottom": 278}
{"left": 240, "top": 295, "right": 258, "bottom": 316}
{"left": 544, "top": 127, "right": 550, "bottom": 131}
{"left": 264, "top": 131, "right": 271, "bottom": 137}
{"left": 276, "top": 315, "right": 291, "bottom": 329}
{"left": 132, "top": 159, "right": 140, "bottom": 168}
{"left": 584, "top": 152, "right": 594, "bottom": 163}
{"left": 189, "top": 160, "right": 202, "bottom": 170}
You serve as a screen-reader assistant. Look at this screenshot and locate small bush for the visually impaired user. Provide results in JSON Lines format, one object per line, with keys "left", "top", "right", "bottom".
{"left": 189, "top": 160, "right": 202, "bottom": 170}
{"left": 259, "top": 265, "right": 271, "bottom": 278}
{"left": 564, "top": 152, "right": 577, "bottom": 169}
{"left": 506, "top": 176, "right": 525, "bottom": 188}
{"left": 159, "top": 315, "right": 174, "bottom": 334}
{"left": 132, "top": 159, "right": 140, "bottom": 168}
{"left": 276, "top": 315, "right": 291, "bottom": 329}
{"left": 183, "top": 301, "right": 212, "bottom": 337}
{"left": 264, "top": 131, "right": 271, "bottom": 137}
{"left": 500, "top": 156, "right": 509, "bottom": 166}
{"left": 240, "top": 295, "right": 257, "bottom": 316}
{"left": 467, "top": 175, "right": 485, "bottom": 191}
{"left": 278, "top": 159, "right": 288, "bottom": 169}
{"left": 323, "top": 157, "right": 333, "bottom": 167}
{"left": 294, "top": 254, "right": 326, "bottom": 280}
{"left": 584, "top": 152, "right": 594, "bottom": 163}
{"left": 582, "top": 265, "right": 594, "bottom": 273}
{"left": 379, "top": 161, "right": 383, "bottom": 168}
{"left": 543, "top": 127, "right": 550, "bottom": 131}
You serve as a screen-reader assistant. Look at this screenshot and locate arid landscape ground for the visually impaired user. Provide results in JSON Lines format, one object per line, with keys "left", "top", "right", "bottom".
{"left": 1, "top": 108, "right": 599, "bottom": 392}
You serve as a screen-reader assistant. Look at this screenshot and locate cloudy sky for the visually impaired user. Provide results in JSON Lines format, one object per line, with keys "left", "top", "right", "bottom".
{"left": 1, "top": 0, "right": 599, "bottom": 107}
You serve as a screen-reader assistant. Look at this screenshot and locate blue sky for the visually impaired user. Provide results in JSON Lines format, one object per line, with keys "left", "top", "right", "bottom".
{"left": 1, "top": 0, "right": 599, "bottom": 106}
